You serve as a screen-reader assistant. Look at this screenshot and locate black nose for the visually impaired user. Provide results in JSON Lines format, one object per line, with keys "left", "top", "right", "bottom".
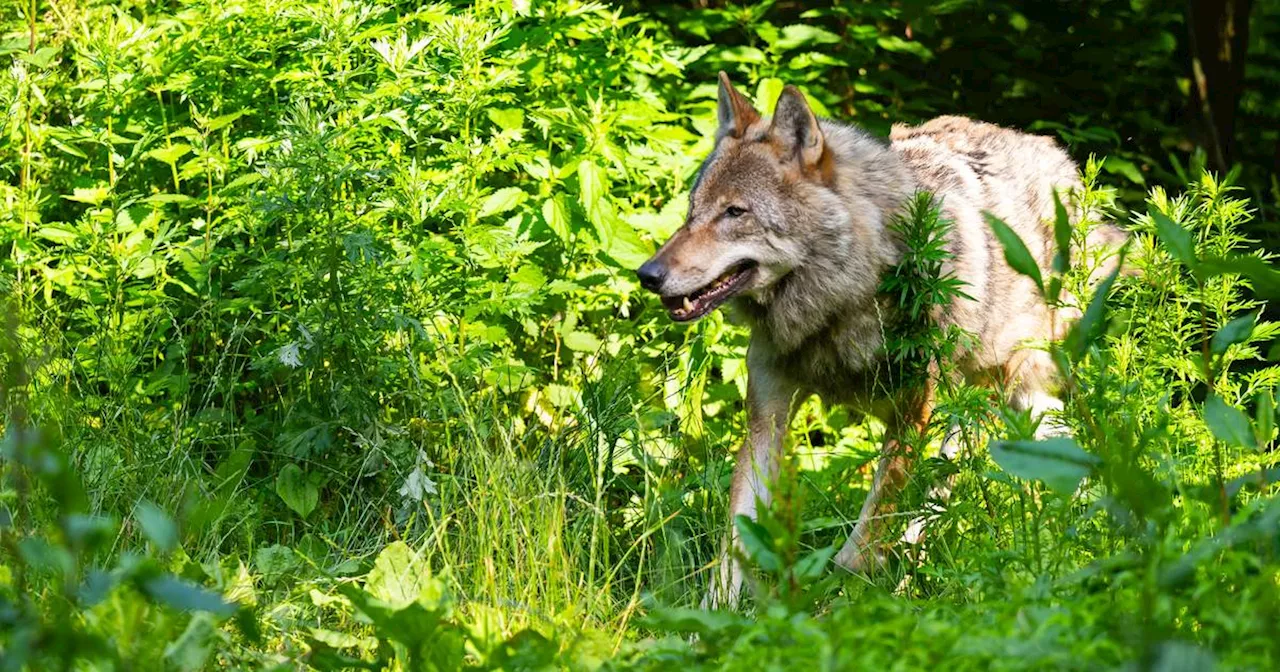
{"left": 636, "top": 260, "right": 667, "bottom": 292}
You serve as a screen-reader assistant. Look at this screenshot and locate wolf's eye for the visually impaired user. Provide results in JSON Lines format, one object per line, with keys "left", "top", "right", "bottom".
{"left": 724, "top": 206, "right": 746, "bottom": 218}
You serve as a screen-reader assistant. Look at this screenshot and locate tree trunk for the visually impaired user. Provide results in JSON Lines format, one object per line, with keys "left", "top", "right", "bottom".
{"left": 1187, "top": 0, "right": 1253, "bottom": 173}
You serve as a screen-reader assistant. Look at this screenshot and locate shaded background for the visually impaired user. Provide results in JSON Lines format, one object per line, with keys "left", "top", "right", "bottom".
{"left": 637, "top": 0, "right": 1280, "bottom": 241}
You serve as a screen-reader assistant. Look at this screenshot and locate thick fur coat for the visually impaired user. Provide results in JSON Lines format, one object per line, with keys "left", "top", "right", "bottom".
{"left": 635, "top": 74, "right": 1124, "bottom": 607}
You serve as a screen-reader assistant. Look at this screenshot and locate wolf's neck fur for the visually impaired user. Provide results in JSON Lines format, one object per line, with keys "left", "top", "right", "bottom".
{"left": 738, "top": 120, "right": 917, "bottom": 356}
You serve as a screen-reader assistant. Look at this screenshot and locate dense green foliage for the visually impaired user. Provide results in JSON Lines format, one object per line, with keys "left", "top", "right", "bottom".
{"left": 2, "top": 1, "right": 1280, "bottom": 669}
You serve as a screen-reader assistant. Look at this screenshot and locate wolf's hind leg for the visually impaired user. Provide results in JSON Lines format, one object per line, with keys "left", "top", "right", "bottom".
{"left": 899, "top": 421, "right": 962, "bottom": 547}
{"left": 834, "top": 384, "right": 935, "bottom": 574}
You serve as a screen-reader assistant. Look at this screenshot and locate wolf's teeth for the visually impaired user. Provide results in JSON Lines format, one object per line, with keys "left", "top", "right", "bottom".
{"left": 683, "top": 297, "right": 694, "bottom": 311}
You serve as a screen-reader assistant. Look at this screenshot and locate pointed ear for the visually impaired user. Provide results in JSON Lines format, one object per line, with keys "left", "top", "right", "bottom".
{"left": 769, "top": 85, "right": 824, "bottom": 167}
{"left": 717, "top": 71, "right": 760, "bottom": 139}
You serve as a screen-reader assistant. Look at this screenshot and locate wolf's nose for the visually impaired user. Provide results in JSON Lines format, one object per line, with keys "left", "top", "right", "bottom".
{"left": 636, "top": 260, "right": 667, "bottom": 292}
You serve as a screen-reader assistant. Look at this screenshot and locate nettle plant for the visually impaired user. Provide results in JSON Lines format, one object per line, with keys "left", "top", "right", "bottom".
{"left": 977, "top": 170, "right": 1280, "bottom": 660}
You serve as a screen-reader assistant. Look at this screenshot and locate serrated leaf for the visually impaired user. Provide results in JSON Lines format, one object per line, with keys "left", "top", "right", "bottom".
{"left": 35, "top": 225, "right": 79, "bottom": 244}
{"left": 733, "top": 515, "right": 780, "bottom": 572}
{"left": 984, "top": 212, "right": 1043, "bottom": 292}
{"left": 275, "top": 464, "right": 318, "bottom": 518}
{"left": 1204, "top": 393, "right": 1256, "bottom": 450}
{"left": 478, "top": 187, "right": 526, "bottom": 218}
{"left": 147, "top": 144, "right": 192, "bottom": 165}
{"left": 989, "top": 437, "right": 1099, "bottom": 494}
{"left": 1211, "top": 312, "right": 1256, "bottom": 355}
{"left": 487, "top": 108, "right": 523, "bottom": 132}
{"left": 541, "top": 197, "right": 572, "bottom": 243}
{"left": 365, "top": 540, "right": 444, "bottom": 610}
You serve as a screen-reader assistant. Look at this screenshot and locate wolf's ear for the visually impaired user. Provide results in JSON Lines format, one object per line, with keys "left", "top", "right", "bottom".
{"left": 717, "top": 71, "right": 760, "bottom": 139}
{"left": 769, "top": 85, "right": 824, "bottom": 168}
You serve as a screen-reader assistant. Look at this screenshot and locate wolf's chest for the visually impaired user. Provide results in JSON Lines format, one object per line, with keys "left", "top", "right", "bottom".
{"left": 757, "top": 306, "right": 899, "bottom": 406}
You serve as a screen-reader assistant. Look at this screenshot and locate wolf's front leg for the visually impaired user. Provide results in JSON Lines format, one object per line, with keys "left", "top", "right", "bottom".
{"left": 701, "top": 364, "right": 795, "bottom": 610}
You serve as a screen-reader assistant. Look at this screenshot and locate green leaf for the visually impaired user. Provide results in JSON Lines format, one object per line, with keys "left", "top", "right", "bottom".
{"left": 1051, "top": 189, "right": 1072, "bottom": 276}
{"left": 642, "top": 606, "right": 749, "bottom": 638}
{"left": 1210, "top": 312, "right": 1256, "bottom": 356}
{"left": 146, "top": 144, "right": 192, "bottom": 165}
{"left": 35, "top": 224, "right": 80, "bottom": 244}
{"left": 255, "top": 544, "right": 298, "bottom": 584}
{"left": 1102, "top": 156, "right": 1145, "bottom": 185}
{"left": 562, "top": 331, "right": 600, "bottom": 353}
{"left": 143, "top": 576, "right": 237, "bottom": 616}
{"left": 486, "top": 108, "right": 523, "bottom": 132}
{"left": 63, "top": 186, "right": 111, "bottom": 205}
{"left": 984, "top": 212, "right": 1043, "bottom": 292}
{"left": 755, "top": 77, "right": 785, "bottom": 114}
{"left": 1256, "top": 390, "right": 1274, "bottom": 447}
{"left": 1149, "top": 207, "right": 1197, "bottom": 269}
{"left": 1066, "top": 246, "right": 1126, "bottom": 358}
{"left": 793, "top": 545, "right": 835, "bottom": 582}
{"left": 1204, "top": 393, "right": 1256, "bottom": 450}
{"left": 876, "top": 35, "right": 934, "bottom": 60}
{"left": 275, "top": 464, "right": 318, "bottom": 518}
{"left": 989, "top": 437, "right": 1100, "bottom": 494}
{"left": 365, "top": 541, "right": 443, "bottom": 610}
{"left": 733, "top": 515, "right": 781, "bottom": 572}
{"left": 164, "top": 613, "right": 216, "bottom": 672}
{"left": 134, "top": 500, "right": 178, "bottom": 553}
{"left": 1200, "top": 254, "right": 1280, "bottom": 300}
{"left": 771, "top": 24, "right": 841, "bottom": 52}
{"left": 478, "top": 187, "right": 526, "bottom": 219}
{"left": 541, "top": 196, "right": 572, "bottom": 243}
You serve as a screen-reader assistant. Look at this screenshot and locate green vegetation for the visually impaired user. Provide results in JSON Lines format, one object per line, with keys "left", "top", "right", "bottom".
{"left": 2, "top": 1, "right": 1279, "bottom": 669}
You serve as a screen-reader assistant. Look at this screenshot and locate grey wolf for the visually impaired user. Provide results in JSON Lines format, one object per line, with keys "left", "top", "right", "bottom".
{"left": 636, "top": 73, "right": 1124, "bottom": 608}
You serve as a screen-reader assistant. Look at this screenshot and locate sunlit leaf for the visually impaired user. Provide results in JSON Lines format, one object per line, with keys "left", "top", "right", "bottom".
{"left": 1204, "top": 393, "right": 1256, "bottom": 450}
{"left": 984, "top": 212, "right": 1043, "bottom": 292}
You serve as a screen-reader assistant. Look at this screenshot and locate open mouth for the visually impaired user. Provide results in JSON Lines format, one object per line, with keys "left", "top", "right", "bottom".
{"left": 661, "top": 260, "right": 758, "bottom": 322}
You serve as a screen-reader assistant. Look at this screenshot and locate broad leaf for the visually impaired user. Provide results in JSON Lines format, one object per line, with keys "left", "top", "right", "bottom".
{"left": 984, "top": 212, "right": 1043, "bottom": 292}
{"left": 276, "top": 464, "right": 318, "bottom": 518}
{"left": 365, "top": 541, "right": 444, "bottom": 610}
{"left": 733, "top": 515, "right": 780, "bottom": 572}
{"left": 1210, "top": 312, "right": 1256, "bottom": 356}
{"left": 1149, "top": 207, "right": 1197, "bottom": 269}
{"left": 134, "top": 500, "right": 178, "bottom": 553}
{"left": 1204, "top": 393, "right": 1256, "bottom": 450}
{"left": 478, "top": 187, "right": 526, "bottom": 218}
{"left": 143, "top": 576, "right": 237, "bottom": 616}
{"left": 793, "top": 545, "right": 835, "bottom": 582}
{"left": 989, "top": 437, "right": 1099, "bottom": 494}
{"left": 1065, "top": 246, "right": 1126, "bottom": 358}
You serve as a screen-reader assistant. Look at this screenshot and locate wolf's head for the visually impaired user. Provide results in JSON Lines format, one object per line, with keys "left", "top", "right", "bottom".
{"left": 636, "top": 73, "right": 850, "bottom": 322}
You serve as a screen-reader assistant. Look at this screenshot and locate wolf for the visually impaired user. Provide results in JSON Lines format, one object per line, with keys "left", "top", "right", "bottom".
{"left": 636, "top": 73, "right": 1124, "bottom": 608}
